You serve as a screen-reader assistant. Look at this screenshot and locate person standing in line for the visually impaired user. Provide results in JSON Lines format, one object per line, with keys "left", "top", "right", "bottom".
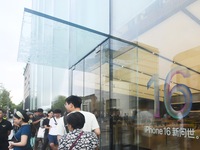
{"left": 0, "top": 108, "right": 13, "bottom": 150}
{"left": 8, "top": 111, "right": 32, "bottom": 150}
{"left": 42, "top": 110, "right": 53, "bottom": 150}
{"left": 59, "top": 112, "right": 99, "bottom": 150}
{"left": 32, "top": 108, "right": 44, "bottom": 150}
{"left": 48, "top": 109, "right": 61, "bottom": 150}
{"left": 57, "top": 95, "right": 100, "bottom": 141}
{"left": 26, "top": 112, "right": 36, "bottom": 148}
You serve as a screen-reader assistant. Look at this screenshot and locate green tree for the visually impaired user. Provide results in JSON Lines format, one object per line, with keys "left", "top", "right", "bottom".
{"left": 0, "top": 86, "right": 18, "bottom": 117}
{"left": 9, "top": 102, "right": 17, "bottom": 113}
{"left": 0, "top": 88, "right": 11, "bottom": 110}
{"left": 16, "top": 101, "right": 23, "bottom": 112}
{"left": 51, "top": 95, "right": 66, "bottom": 114}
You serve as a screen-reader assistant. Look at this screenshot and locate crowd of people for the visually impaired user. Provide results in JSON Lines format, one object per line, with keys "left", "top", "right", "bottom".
{"left": 0, "top": 95, "right": 100, "bottom": 150}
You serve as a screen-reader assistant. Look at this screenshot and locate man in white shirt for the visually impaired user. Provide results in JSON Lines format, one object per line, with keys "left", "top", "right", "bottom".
{"left": 49, "top": 109, "right": 61, "bottom": 150}
{"left": 57, "top": 95, "right": 100, "bottom": 140}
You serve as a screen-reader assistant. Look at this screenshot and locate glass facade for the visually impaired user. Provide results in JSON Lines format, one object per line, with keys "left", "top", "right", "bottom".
{"left": 68, "top": 37, "right": 200, "bottom": 150}
{"left": 18, "top": 0, "right": 200, "bottom": 149}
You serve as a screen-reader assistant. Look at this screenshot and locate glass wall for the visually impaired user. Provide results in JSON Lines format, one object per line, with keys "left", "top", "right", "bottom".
{"left": 109, "top": 1, "right": 200, "bottom": 149}
{"left": 69, "top": 0, "right": 109, "bottom": 33}
{"left": 20, "top": 0, "right": 200, "bottom": 149}
{"left": 70, "top": 36, "right": 200, "bottom": 150}
{"left": 70, "top": 43, "right": 111, "bottom": 149}
{"left": 29, "top": 64, "right": 69, "bottom": 110}
{"left": 71, "top": 60, "right": 84, "bottom": 96}
{"left": 110, "top": 39, "right": 138, "bottom": 149}
{"left": 100, "top": 41, "right": 111, "bottom": 149}
{"left": 18, "top": 8, "right": 108, "bottom": 111}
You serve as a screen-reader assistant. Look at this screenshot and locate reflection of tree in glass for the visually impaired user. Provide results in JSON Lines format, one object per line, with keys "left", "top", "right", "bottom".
{"left": 51, "top": 95, "right": 66, "bottom": 114}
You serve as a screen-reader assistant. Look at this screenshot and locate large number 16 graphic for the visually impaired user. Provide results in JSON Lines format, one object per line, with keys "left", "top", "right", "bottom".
{"left": 147, "top": 66, "right": 192, "bottom": 119}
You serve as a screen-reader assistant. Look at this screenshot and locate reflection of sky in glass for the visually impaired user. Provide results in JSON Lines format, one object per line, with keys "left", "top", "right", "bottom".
{"left": 112, "top": 0, "right": 155, "bottom": 34}
{"left": 139, "top": 11, "right": 200, "bottom": 59}
{"left": 18, "top": 9, "right": 108, "bottom": 69}
{"left": 135, "top": 1, "right": 200, "bottom": 84}
{"left": 70, "top": 0, "right": 109, "bottom": 33}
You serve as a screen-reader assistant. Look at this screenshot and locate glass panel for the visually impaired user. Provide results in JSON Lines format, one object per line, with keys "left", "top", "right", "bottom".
{"left": 135, "top": 1, "right": 200, "bottom": 149}
{"left": 136, "top": 47, "right": 160, "bottom": 150}
{"left": 111, "top": 0, "right": 154, "bottom": 39}
{"left": 83, "top": 47, "right": 101, "bottom": 111}
{"left": 100, "top": 40, "right": 110, "bottom": 150}
{"left": 70, "top": 40, "right": 111, "bottom": 149}
{"left": 18, "top": 8, "right": 108, "bottom": 69}
{"left": 111, "top": 38, "right": 138, "bottom": 149}
{"left": 72, "top": 60, "right": 84, "bottom": 97}
{"left": 83, "top": 47, "right": 102, "bottom": 146}
{"left": 28, "top": 64, "right": 68, "bottom": 110}
{"left": 82, "top": 46, "right": 100, "bottom": 113}
{"left": 110, "top": 1, "right": 200, "bottom": 149}
{"left": 70, "top": 0, "right": 109, "bottom": 33}
{"left": 134, "top": 46, "right": 200, "bottom": 150}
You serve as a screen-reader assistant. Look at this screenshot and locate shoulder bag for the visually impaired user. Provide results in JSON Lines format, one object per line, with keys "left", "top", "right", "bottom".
{"left": 37, "top": 127, "right": 45, "bottom": 138}
{"left": 69, "top": 131, "right": 84, "bottom": 150}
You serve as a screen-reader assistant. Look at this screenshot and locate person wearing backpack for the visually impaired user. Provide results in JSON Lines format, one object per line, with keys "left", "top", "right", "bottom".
{"left": 48, "top": 109, "right": 61, "bottom": 150}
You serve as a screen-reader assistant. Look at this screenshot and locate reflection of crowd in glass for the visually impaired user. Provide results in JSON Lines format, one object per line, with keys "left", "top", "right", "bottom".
{"left": 110, "top": 108, "right": 141, "bottom": 125}
{"left": 0, "top": 95, "right": 100, "bottom": 150}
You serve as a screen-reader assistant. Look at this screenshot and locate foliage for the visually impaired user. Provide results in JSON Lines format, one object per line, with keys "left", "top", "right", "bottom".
{"left": 0, "top": 88, "right": 10, "bottom": 108}
{"left": 0, "top": 87, "right": 14, "bottom": 111}
{"left": 51, "top": 95, "right": 66, "bottom": 115}
{"left": 0, "top": 86, "right": 22, "bottom": 114}
{"left": 15, "top": 101, "right": 23, "bottom": 112}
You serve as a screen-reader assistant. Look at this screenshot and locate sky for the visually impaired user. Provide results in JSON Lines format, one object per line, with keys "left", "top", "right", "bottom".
{"left": 0, "top": 0, "right": 32, "bottom": 105}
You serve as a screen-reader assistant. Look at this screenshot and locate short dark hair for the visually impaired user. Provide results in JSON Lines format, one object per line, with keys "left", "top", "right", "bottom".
{"left": 14, "top": 110, "right": 29, "bottom": 122}
{"left": 48, "top": 110, "right": 53, "bottom": 114}
{"left": 53, "top": 109, "right": 62, "bottom": 114}
{"left": 65, "top": 95, "right": 82, "bottom": 108}
{"left": 26, "top": 111, "right": 33, "bottom": 116}
{"left": 37, "top": 108, "right": 43, "bottom": 113}
{"left": 66, "top": 112, "right": 85, "bottom": 129}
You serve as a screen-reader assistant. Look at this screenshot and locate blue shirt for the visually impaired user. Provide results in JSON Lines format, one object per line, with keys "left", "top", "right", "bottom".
{"left": 14, "top": 124, "right": 32, "bottom": 150}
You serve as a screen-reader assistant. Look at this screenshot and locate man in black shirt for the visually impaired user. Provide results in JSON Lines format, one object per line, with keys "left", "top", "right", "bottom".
{"left": 0, "top": 109, "right": 13, "bottom": 150}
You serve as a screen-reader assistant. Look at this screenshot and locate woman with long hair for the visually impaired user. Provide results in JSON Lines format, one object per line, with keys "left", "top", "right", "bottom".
{"left": 8, "top": 110, "right": 32, "bottom": 150}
